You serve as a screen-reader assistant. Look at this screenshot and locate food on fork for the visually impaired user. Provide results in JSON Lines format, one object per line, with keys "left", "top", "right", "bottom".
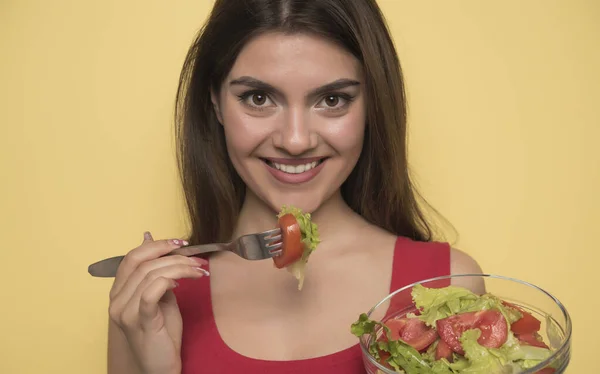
{"left": 273, "top": 205, "right": 320, "bottom": 290}
{"left": 351, "top": 284, "right": 557, "bottom": 374}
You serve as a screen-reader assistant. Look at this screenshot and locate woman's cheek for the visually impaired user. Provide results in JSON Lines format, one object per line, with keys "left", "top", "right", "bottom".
{"left": 319, "top": 113, "right": 365, "bottom": 153}
{"left": 223, "top": 111, "right": 276, "bottom": 154}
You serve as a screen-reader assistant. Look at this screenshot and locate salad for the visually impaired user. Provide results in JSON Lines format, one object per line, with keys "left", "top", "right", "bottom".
{"left": 351, "top": 284, "right": 557, "bottom": 374}
{"left": 272, "top": 205, "right": 320, "bottom": 290}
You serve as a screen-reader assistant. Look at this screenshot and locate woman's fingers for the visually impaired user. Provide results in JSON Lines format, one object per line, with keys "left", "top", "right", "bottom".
{"left": 118, "top": 239, "right": 189, "bottom": 279}
{"left": 111, "top": 237, "right": 190, "bottom": 297}
{"left": 111, "top": 254, "right": 207, "bottom": 309}
{"left": 143, "top": 231, "right": 154, "bottom": 242}
{"left": 138, "top": 277, "right": 178, "bottom": 331}
{"left": 119, "top": 264, "right": 208, "bottom": 331}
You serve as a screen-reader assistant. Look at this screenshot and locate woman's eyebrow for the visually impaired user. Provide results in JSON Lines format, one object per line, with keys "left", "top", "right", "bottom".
{"left": 229, "top": 76, "right": 360, "bottom": 99}
{"left": 309, "top": 79, "right": 361, "bottom": 99}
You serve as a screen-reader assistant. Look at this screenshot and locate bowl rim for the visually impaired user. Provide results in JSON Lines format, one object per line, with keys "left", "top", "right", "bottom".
{"left": 359, "top": 273, "right": 572, "bottom": 374}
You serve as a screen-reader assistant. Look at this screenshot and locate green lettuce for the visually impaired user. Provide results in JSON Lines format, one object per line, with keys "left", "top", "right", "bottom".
{"left": 411, "top": 284, "right": 522, "bottom": 329}
{"left": 385, "top": 339, "right": 438, "bottom": 374}
{"left": 351, "top": 314, "right": 453, "bottom": 374}
{"left": 411, "top": 284, "right": 480, "bottom": 326}
{"left": 459, "top": 294, "right": 522, "bottom": 325}
{"left": 459, "top": 330, "right": 511, "bottom": 373}
{"left": 277, "top": 205, "right": 320, "bottom": 290}
{"left": 497, "top": 331, "right": 552, "bottom": 370}
{"left": 352, "top": 285, "right": 555, "bottom": 374}
{"left": 458, "top": 329, "right": 553, "bottom": 373}
{"left": 351, "top": 313, "right": 386, "bottom": 337}
{"left": 350, "top": 313, "right": 390, "bottom": 361}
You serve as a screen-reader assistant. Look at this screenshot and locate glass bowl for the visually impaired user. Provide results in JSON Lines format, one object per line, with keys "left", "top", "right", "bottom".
{"left": 357, "top": 274, "right": 571, "bottom": 374}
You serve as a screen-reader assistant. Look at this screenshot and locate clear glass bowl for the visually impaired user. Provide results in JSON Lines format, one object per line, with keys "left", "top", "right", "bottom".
{"left": 358, "top": 274, "right": 571, "bottom": 374}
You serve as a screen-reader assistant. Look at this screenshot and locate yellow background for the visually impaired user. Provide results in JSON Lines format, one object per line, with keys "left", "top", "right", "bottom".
{"left": 1, "top": 0, "right": 597, "bottom": 373}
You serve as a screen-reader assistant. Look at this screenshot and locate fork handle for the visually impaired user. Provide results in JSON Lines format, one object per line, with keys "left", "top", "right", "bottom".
{"left": 168, "top": 243, "right": 228, "bottom": 257}
{"left": 87, "top": 243, "right": 227, "bottom": 278}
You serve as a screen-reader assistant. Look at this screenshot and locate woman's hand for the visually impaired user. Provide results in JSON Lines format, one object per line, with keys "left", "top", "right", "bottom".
{"left": 107, "top": 232, "right": 208, "bottom": 374}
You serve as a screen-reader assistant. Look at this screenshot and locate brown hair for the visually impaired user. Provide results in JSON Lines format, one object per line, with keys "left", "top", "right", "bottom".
{"left": 175, "top": 0, "right": 440, "bottom": 245}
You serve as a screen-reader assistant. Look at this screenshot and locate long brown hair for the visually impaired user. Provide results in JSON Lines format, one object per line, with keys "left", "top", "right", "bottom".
{"left": 175, "top": 0, "right": 440, "bottom": 245}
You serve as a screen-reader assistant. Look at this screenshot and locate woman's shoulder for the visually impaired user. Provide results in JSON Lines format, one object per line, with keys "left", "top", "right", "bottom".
{"left": 449, "top": 247, "right": 483, "bottom": 275}
{"left": 449, "top": 247, "right": 486, "bottom": 293}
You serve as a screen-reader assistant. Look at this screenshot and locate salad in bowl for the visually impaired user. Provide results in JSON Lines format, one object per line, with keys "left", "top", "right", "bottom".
{"left": 351, "top": 274, "right": 571, "bottom": 374}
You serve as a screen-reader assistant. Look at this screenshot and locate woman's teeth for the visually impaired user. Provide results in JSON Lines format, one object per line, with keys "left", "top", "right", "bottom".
{"left": 272, "top": 161, "right": 319, "bottom": 174}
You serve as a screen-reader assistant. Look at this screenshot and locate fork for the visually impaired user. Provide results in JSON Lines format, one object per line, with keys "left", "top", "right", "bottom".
{"left": 87, "top": 228, "right": 282, "bottom": 277}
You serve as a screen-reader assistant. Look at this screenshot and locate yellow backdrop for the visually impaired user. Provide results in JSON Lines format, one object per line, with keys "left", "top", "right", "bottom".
{"left": 1, "top": 0, "right": 597, "bottom": 373}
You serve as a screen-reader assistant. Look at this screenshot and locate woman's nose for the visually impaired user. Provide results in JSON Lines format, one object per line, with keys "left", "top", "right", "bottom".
{"left": 275, "top": 108, "right": 317, "bottom": 155}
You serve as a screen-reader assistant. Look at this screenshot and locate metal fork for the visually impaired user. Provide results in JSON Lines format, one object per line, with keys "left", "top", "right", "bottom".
{"left": 87, "top": 228, "right": 282, "bottom": 277}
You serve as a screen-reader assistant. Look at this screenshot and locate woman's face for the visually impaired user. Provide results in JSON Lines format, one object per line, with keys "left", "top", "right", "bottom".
{"left": 213, "top": 31, "right": 366, "bottom": 213}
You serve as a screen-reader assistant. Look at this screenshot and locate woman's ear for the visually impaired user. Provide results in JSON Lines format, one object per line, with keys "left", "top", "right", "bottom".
{"left": 210, "top": 89, "right": 224, "bottom": 124}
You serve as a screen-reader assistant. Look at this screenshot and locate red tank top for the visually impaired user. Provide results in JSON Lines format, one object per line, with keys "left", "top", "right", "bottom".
{"left": 173, "top": 236, "right": 451, "bottom": 374}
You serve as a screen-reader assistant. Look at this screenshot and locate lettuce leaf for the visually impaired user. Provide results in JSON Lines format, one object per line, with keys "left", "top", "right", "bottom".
{"left": 458, "top": 329, "right": 553, "bottom": 373}
{"left": 459, "top": 329, "right": 511, "bottom": 373}
{"left": 352, "top": 285, "right": 555, "bottom": 374}
{"left": 350, "top": 313, "right": 390, "bottom": 361}
{"left": 385, "top": 339, "right": 436, "bottom": 374}
{"left": 277, "top": 205, "right": 320, "bottom": 290}
{"left": 351, "top": 313, "right": 387, "bottom": 337}
{"left": 459, "top": 294, "right": 522, "bottom": 325}
{"left": 411, "top": 284, "right": 480, "bottom": 326}
{"left": 411, "top": 284, "right": 522, "bottom": 330}
{"left": 497, "top": 331, "right": 552, "bottom": 370}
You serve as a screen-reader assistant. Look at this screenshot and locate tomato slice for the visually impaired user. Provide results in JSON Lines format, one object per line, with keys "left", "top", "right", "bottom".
{"left": 377, "top": 351, "right": 393, "bottom": 369}
{"left": 504, "top": 302, "right": 542, "bottom": 335}
{"left": 534, "top": 368, "right": 556, "bottom": 374}
{"left": 381, "top": 317, "right": 438, "bottom": 351}
{"left": 436, "top": 310, "right": 508, "bottom": 355}
{"left": 272, "top": 214, "right": 303, "bottom": 268}
{"left": 435, "top": 339, "right": 453, "bottom": 361}
{"left": 516, "top": 332, "right": 549, "bottom": 349}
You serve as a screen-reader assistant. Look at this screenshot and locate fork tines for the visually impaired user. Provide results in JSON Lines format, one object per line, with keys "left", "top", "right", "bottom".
{"left": 262, "top": 227, "right": 283, "bottom": 256}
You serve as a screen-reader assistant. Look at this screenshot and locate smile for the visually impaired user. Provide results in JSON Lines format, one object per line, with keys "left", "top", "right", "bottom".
{"left": 262, "top": 157, "right": 328, "bottom": 184}
{"left": 267, "top": 160, "right": 324, "bottom": 174}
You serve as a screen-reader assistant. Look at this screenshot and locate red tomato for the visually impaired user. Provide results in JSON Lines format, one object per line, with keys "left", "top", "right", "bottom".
{"left": 380, "top": 318, "right": 403, "bottom": 341}
{"left": 534, "top": 368, "right": 555, "bottom": 374}
{"left": 272, "top": 214, "right": 303, "bottom": 268}
{"left": 381, "top": 317, "right": 438, "bottom": 351}
{"left": 516, "top": 332, "right": 549, "bottom": 349}
{"left": 435, "top": 339, "right": 453, "bottom": 361}
{"left": 436, "top": 310, "right": 508, "bottom": 355}
{"left": 377, "top": 351, "right": 393, "bottom": 369}
{"left": 504, "top": 302, "right": 542, "bottom": 335}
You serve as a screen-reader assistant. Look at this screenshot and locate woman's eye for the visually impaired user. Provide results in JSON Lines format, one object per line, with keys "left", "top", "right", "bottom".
{"left": 251, "top": 93, "right": 267, "bottom": 106}
{"left": 238, "top": 91, "right": 274, "bottom": 110}
{"left": 324, "top": 95, "right": 340, "bottom": 107}
{"left": 316, "top": 94, "right": 353, "bottom": 110}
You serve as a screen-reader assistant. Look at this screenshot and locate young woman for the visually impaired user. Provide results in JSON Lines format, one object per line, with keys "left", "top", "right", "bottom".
{"left": 106, "top": 0, "right": 483, "bottom": 373}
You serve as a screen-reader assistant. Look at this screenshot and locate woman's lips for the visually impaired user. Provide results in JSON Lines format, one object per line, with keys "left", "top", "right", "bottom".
{"left": 263, "top": 157, "right": 327, "bottom": 184}
{"left": 264, "top": 157, "right": 323, "bottom": 165}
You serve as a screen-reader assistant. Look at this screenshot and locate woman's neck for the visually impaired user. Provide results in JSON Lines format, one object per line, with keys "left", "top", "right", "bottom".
{"left": 232, "top": 189, "right": 368, "bottom": 242}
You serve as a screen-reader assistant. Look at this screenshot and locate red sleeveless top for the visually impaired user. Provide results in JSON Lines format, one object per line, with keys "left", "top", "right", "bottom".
{"left": 173, "top": 236, "right": 451, "bottom": 374}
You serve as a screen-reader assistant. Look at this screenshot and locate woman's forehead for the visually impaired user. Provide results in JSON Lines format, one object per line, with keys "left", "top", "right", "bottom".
{"left": 226, "top": 31, "right": 363, "bottom": 92}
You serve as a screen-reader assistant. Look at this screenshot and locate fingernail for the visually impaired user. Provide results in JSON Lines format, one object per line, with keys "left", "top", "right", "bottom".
{"left": 143, "top": 231, "right": 153, "bottom": 241}
{"left": 182, "top": 240, "right": 189, "bottom": 246}
{"left": 194, "top": 267, "right": 210, "bottom": 276}
{"left": 190, "top": 257, "right": 208, "bottom": 265}
{"left": 173, "top": 280, "right": 179, "bottom": 288}
{"left": 168, "top": 239, "right": 182, "bottom": 246}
